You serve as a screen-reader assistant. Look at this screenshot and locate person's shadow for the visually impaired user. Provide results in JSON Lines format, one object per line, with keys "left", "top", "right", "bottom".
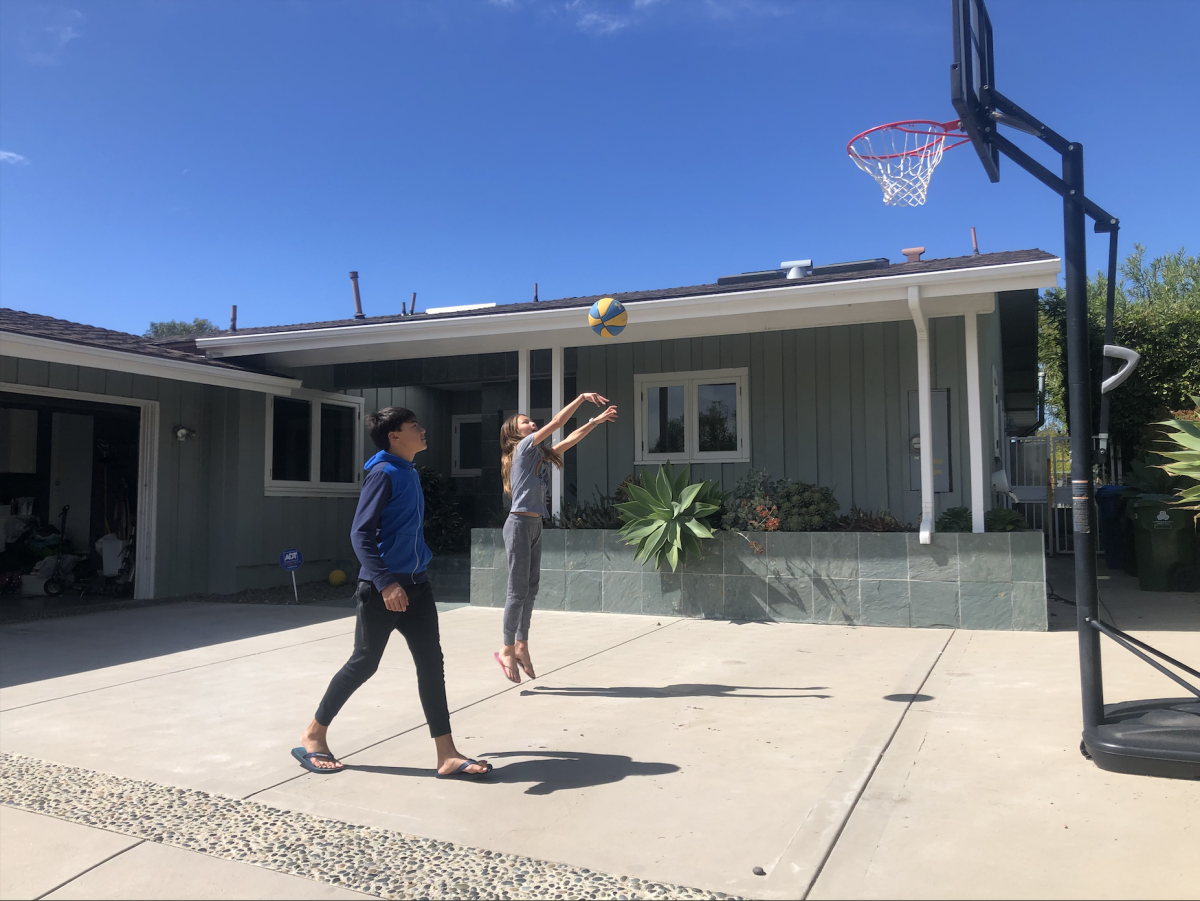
{"left": 518, "top": 683, "right": 831, "bottom": 699}
{"left": 349, "top": 750, "right": 679, "bottom": 795}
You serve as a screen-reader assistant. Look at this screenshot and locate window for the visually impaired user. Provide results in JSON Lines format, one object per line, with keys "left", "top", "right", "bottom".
{"left": 452, "top": 414, "right": 483, "bottom": 476}
{"left": 265, "top": 390, "right": 364, "bottom": 496}
{"left": 634, "top": 368, "right": 749, "bottom": 464}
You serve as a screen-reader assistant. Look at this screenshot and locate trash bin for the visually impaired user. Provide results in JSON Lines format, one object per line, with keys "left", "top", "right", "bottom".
{"left": 1130, "top": 499, "right": 1200, "bottom": 592}
{"left": 1122, "top": 500, "right": 1139, "bottom": 576}
{"left": 1095, "top": 485, "right": 1125, "bottom": 570}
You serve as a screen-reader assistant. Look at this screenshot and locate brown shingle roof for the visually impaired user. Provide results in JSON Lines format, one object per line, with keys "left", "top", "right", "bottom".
{"left": 0, "top": 308, "right": 269, "bottom": 373}
{"left": 199, "top": 249, "right": 1058, "bottom": 339}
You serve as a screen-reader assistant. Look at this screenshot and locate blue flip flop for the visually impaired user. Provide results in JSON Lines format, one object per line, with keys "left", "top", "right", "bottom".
{"left": 436, "top": 759, "right": 492, "bottom": 779}
{"left": 291, "top": 747, "right": 345, "bottom": 774}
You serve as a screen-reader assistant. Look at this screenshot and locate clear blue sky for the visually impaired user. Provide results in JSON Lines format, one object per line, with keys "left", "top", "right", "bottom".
{"left": 2, "top": 0, "right": 1197, "bottom": 336}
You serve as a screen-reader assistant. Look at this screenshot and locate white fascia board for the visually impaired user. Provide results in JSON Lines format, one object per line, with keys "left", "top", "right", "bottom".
{"left": 197, "top": 257, "right": 1061, "bottom": 362}
{"left": 0, "top": 332, "right": 302, "bottom": 394}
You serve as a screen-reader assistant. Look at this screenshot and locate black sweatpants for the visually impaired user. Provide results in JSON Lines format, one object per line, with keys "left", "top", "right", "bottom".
{"left": 314, "top": 580, "right": 452, "bottom": 737}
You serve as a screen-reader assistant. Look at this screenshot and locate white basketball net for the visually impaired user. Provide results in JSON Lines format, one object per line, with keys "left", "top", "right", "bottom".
{"left": 848, "top": 121, "right": 965, "bottom": 207}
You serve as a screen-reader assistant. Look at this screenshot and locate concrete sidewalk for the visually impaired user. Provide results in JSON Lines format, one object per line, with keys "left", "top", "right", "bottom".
{"left": 1, "top": 566, "right": 1198, "bottom": 900}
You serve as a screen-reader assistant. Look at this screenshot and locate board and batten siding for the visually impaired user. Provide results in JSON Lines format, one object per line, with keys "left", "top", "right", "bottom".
{"left": 2, "top": 355, "right": 357, "bottom": 597}
{"left": 573, "top": 317, "right": 977, "bottom": 526}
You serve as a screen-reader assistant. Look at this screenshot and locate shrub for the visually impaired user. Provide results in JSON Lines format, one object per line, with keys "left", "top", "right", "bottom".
{"left": 984, "top": 508, "right": 1028, "bottom": 532}
{"left": 829, "top": 508, "right": 915, "bottom": 532}
{"left": 417, "top": 466, "right": 466, "bottom": 553}
{"left": 1153, "top": 395, "right": 1200, "bottom": 509}
{"left": 936, "top": 506, "right": 973, "bottom": 533}
{"left": 722, "top": 469, "right": 839, "bottom": 532}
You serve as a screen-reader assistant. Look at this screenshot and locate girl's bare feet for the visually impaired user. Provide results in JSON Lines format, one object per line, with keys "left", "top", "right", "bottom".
{"left": 514, "top": 640, "right": 536, "bottom": 679}
{"left": 495, "top": 646, "right": 520, "bottom": 683}
{"left": 300, "top": 719, "right": 344, "bottom": 771}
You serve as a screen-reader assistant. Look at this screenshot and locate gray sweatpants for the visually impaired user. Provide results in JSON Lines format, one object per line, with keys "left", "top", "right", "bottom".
{"left": 502, "top": 514, "right": 542, "bottom": 645}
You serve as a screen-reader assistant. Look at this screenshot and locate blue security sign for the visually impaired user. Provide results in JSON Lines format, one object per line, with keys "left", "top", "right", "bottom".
{"left": 279, "top": 548, "right": 303, "bottom": 572}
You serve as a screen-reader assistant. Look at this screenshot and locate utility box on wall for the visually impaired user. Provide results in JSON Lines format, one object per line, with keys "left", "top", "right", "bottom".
{"left": 908, "top": 389, "right": 952, "bottom": 493}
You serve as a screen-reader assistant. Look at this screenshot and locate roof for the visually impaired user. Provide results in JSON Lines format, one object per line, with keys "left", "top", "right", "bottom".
{"left": 0, "top": 308, "right": 259, "bottom": 371}
{"left": 0, "top": 308, "right": 302, "bottom": 393}
{"left": 201, "top": 249, "right": 1058, "bottom": 339}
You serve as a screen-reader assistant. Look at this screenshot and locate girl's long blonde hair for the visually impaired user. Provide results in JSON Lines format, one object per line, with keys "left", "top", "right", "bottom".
{"left": 500, "top": 413, "right": 564, "bottom": 496}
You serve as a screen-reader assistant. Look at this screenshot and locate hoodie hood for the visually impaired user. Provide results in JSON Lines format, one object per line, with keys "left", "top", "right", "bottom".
{"left": 365, "top": 450, "right": 412, "bottom": 471}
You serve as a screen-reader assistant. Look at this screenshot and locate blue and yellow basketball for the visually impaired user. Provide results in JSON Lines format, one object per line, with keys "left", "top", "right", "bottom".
{"left": 587, "top": 297, "right": 627, "bottom": 338}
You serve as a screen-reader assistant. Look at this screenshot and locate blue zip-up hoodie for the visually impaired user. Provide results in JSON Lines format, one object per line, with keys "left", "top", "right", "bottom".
{"left": 351, "top": 450, "right": 433, "bottom": 591}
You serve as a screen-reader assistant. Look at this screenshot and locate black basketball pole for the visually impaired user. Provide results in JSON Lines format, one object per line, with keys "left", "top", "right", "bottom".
{"left": 1062, "top": 143, "right": 1105, "bottom": 733}
{"left": 1097, "top": 228, "right": 1121, "bottom": 480}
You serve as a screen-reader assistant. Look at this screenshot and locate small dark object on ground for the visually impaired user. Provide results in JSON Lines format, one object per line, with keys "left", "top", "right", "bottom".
{"left": 752, "top": 866, "right": 766, "bottom": 876}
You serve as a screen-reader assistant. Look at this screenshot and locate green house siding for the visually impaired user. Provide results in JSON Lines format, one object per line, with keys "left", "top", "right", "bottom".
{"left": 2, "top": 355, "right": 356, "bottom": 598}
{"left": 574, "top": 317, "right": 979, "bottom": 526}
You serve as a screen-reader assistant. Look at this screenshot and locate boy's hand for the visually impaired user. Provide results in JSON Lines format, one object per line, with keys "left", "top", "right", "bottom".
{"left": 382, "top": 583, "right": 409, "bottom": 612}
{"left": 581, "top": 392, "right": 610, "bottom": 407}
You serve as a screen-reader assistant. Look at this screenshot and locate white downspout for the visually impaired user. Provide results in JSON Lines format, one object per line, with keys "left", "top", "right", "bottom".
{"left": 964, "top": 312, "right": 986, "bottom": 533}
{"left": 909, "top": 286, "right": 935, "bottom": 545}
{"left": 550, "top": 345, "right": 564, "bottom": 520}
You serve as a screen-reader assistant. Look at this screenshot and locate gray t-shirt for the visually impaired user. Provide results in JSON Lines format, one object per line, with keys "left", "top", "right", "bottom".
{"left": 509, "top": 435, "right": 551, "bottom": 517}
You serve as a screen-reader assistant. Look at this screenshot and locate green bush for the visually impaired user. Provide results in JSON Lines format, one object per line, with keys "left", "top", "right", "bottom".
{"left": 829, "top": 508, "right": 914, "bottom": 532}
{"left": 615, "top": 463, "right": 727, "bottom": 571}
{"left": 722, "top": 469, "right": 839, "bottom": 532}
{"left": 417, "top": 466, "right": 466, "bottom": 554}
{"left": 1153, "top": 395, "right": 1200, "bottom": 509}
{"left": 936, "top": 506, "right": 973, "bottom": 533}
{"left": 984, "top": 508, "right": 1028, "bottom": 532}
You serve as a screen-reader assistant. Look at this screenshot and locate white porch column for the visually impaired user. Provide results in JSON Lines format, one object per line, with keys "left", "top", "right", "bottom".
{"left": 908, "top": 286, "right": 935, "bottom": 545}
{"left": 550, "top": 346, "right": 564, "bottom": 519}
{"left": 964, "top": 312, "right": 986, "bottom": 533}
{"left": 517, "top": 346, "right": 530, "bottom": 420}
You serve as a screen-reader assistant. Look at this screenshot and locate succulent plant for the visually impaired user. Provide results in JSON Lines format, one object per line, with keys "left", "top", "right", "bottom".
{"left": 615, "top": 463, "right": 727, "bottom": 571}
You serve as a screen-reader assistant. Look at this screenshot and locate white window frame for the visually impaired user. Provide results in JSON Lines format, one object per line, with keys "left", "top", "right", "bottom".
{"left": 264, "top": 389, "right": 365, "bottom": 497}
{"left": 634, "top": 367, "right": 750, "bottom": 464}
{"left": 452, "top": 414, "right": 483, "bottom": 477}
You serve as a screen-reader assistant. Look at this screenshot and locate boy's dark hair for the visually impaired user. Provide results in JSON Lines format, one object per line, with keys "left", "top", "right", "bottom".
{"left": 366, "top": 406, "right": 416, "bottom": 451}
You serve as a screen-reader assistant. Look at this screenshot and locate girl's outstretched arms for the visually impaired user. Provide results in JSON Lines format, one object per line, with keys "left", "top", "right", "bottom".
{"left": 530, "top": 392, "right": 609, "bottom": 446}
{"left": 552, "top": 405, "right": 617, "bottom": 454}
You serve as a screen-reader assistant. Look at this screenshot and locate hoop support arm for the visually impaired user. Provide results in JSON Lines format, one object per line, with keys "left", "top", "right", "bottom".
{"left": 984, "top": 87, "right": 1071, "bottom": 154}
{"left": 988, "top": 131, "right": 1119, "bottom": 228}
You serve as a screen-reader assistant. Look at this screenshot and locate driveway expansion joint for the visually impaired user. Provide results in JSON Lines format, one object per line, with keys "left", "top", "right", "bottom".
{"left": 1, "top": 752, "right": 740, "bottom": 901}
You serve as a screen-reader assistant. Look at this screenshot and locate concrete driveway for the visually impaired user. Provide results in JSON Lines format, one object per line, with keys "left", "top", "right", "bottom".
{"left": 1, "top": 562, "right": 1198, "bottom": 900}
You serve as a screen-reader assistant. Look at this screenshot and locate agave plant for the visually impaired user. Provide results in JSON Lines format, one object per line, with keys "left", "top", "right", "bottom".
{"left": 615, "top": 463, "right": 727, "bottom": 571}
{"left": 1153, "top": 394, "right": 1200, "bottom": 509}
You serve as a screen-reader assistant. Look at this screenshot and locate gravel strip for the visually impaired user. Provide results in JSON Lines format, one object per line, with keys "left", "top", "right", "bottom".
{"left": 0, "top": 753, "right": 739, "bottom": 900}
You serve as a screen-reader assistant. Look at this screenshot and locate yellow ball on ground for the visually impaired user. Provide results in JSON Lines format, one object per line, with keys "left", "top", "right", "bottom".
{"left": 328, "top": 569, "right": 347, "bottom": 586}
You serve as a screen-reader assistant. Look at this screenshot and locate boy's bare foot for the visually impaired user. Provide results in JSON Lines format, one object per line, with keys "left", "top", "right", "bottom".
{"left": 434, "top": 734, "right": 489, "bottom": 775}
{"left": 514, "top": 640, "right": 536, "bottom": 679}
{"left": 300, "top": 719, "right": 344, "bottom": 771}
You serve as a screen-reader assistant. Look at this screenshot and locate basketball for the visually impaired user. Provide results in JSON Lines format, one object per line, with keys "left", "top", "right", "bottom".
{"left": 328, "top": 569, "right": 347, "bottom": 586}
{"left": 587, "top": 297, "right": 627, "bottom": 338}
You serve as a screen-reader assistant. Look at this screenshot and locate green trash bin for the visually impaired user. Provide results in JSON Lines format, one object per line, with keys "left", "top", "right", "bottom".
{"left": 1130, "top": 498, "right": 1199, "bottom": 592}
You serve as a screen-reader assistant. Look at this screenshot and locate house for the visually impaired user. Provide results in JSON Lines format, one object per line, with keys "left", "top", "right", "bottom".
{"left": 1, "top": 248, "right": 1059, "bottom": 607}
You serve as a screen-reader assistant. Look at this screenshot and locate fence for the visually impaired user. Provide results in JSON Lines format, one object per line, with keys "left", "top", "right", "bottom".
{"left": 1004, "top": 436, "right": 1118, "bottom": 555}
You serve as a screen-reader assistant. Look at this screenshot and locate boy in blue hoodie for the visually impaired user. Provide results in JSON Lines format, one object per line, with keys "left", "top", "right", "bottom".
{"left": 293, "top": 406, "right": 489, "bottom": 777}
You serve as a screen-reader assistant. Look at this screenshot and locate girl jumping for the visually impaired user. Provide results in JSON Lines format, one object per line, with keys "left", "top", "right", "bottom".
{"left": 494, "top": 392, "right": 617, "bottom": 683}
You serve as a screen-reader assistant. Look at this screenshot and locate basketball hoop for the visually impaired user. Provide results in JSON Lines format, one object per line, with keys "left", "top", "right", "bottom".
{"left": 847, "top": 120, "right": 971, "bottom": 207}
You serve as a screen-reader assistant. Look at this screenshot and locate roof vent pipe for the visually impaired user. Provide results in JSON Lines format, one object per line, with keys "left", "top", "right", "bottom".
{"left": 410, "top": 292, "right": 418, "bottom": 314}
{"left": 229, "top": 304, "right": 237, "bottom": 332}
{"left": 902, "top": 246, "right": 926, "bottom": 262}
{"left": 781, "top": 259, "right": 813, "bottom": 279}
{"left": 971, "top": 227, "right": 980, "bottom": 255}
{"left": 534, "top": 282, "right": 539, "bottom": 302}
{"left": 349, "top": 272, "right": 365, "bottom": 319}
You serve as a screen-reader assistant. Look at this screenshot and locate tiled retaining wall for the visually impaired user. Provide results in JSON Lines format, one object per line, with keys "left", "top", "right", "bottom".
{"left": 470, "top": 529, "right": 1048, "bottom": 631}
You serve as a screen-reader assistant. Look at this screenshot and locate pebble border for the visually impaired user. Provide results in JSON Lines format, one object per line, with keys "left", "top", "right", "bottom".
{"left": 0, "top": 753, "right": 739, "bottom": 901}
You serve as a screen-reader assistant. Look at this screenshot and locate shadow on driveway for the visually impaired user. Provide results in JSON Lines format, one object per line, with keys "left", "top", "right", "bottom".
{"left": 0, "top": 602, "right": 354, "bottom": 688}
{"left": 349, "top": 750, "right": 681, "bottom": 795}
{"left": 518, "top": 684, "right": 831, "bottom": 699}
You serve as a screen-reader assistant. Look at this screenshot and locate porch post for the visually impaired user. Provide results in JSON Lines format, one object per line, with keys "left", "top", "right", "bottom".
{"left": 551, "top": 346, "right": 564, "bottom": 519}
{"left": 908, "top": 286, "right": 935, "bottom": 544}
{"left": 964, "top": 312, "right": 986, "bottom": 533}
{"left": 517, "top": 346, "right": 530, "bottom": 421}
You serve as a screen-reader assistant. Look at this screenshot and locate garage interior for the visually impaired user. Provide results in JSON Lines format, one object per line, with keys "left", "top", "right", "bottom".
{"left": 1, "top": 391, "right": 140, "bottom": 603}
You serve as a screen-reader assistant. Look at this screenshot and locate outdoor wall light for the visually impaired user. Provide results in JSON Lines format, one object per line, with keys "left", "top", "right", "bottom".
{"left": 174, "top": 426, "right": 197, "bottom": 442}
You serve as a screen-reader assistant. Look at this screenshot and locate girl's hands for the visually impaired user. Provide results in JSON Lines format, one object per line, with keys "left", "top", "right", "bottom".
{"left": 580, "top": 392, "right": 610, "bottom": 407}
{"left": 591, "top": 406, "right": 618, "bottom": 425}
